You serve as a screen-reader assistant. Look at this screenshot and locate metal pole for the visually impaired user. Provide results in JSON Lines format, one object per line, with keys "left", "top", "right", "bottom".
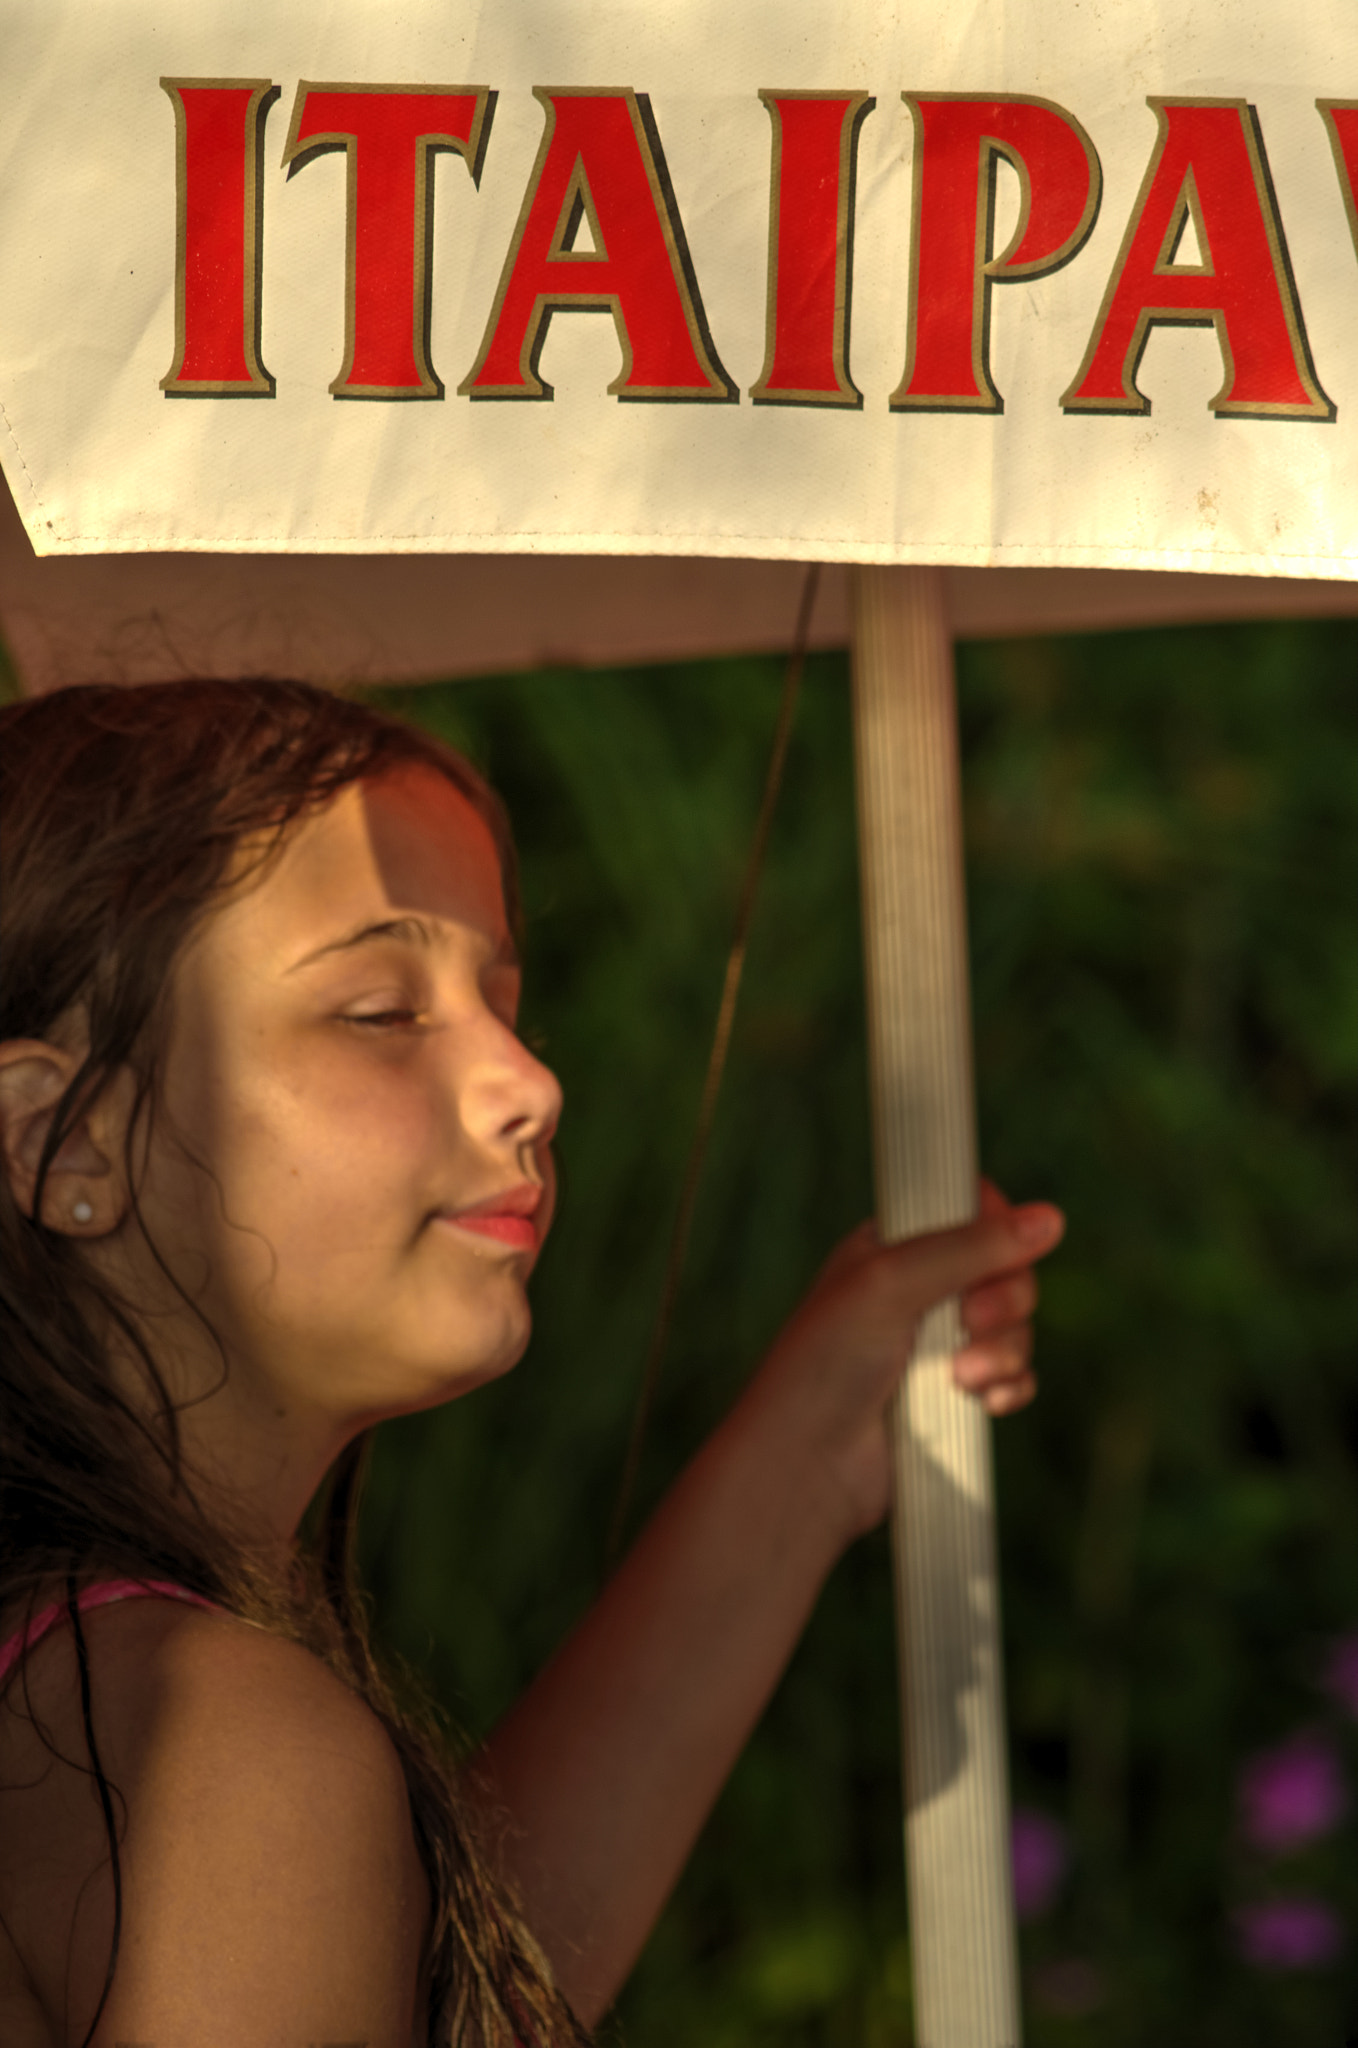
{"left": 850, "top": 564, "right": 1021, "bottom": 2048}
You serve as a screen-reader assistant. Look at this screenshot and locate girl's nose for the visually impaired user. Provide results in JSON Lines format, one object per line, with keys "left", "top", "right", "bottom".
{"left": 463, "top": 1019, "right": 562, "bottom": 1152}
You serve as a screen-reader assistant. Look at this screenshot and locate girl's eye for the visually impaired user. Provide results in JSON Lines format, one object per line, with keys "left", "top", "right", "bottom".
{"left": 343, "top": 1007, "right": 420, "bottom": 1028}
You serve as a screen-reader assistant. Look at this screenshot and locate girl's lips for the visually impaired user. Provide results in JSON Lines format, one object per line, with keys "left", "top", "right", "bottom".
{"left": 439, "top": 1182, "right": 542, "bottom": 1252}
{"left": 450, "top": 1213, "right": 538, "bottom": 1251}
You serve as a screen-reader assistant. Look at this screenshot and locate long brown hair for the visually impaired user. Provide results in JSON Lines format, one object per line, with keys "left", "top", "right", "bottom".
{"left": 0, "top": 678, "right": 589, "bottom": 2048}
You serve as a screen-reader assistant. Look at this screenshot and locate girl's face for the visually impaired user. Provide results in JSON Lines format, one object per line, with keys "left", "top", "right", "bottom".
{"left": 129, "top": 764, "right": 561, "bottom": 1452}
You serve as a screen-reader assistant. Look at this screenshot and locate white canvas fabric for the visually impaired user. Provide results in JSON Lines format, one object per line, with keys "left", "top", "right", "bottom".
{"left": 6, "top": 474, "right": 1358, "bottom": 692}
{"left": 2, "top": 0, "right": 1357, "bottom": 579}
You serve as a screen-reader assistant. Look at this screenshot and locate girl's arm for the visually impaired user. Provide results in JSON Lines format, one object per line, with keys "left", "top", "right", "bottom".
{"left": 478, "top": 1189, "right": 1063, "bottom": 2021}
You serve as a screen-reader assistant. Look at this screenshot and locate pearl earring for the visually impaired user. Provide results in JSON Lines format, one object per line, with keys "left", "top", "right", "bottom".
{"left": 72, "top": 1199, "right": 94, "bottom": 1224}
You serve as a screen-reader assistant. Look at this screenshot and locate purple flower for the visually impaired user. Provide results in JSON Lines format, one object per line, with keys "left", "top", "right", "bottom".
{"left": 1010, "top": 1808, "right": 1067, "bottom": 1921}
{"left": 1322, "top": 1635, "right": 1358, "bottom": 1719}
{"left": 1233, "top": 1897, "right": 1344, "bottom": 1970}
{"left": 1238, "top": 1734, "right": 1347, "bottom": 1853}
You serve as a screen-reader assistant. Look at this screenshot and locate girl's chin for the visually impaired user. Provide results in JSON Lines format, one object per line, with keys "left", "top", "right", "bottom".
{"left": 377, "top": 1347, "right": 524, "bottom": 1422}
{"left": 408, "top": 1313, "right": 532, "bottom": 1401}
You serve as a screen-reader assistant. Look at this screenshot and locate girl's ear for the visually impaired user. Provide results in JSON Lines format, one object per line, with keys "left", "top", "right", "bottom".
{"left": 0, "top": 1040, "right": 129, "bottom": 1236}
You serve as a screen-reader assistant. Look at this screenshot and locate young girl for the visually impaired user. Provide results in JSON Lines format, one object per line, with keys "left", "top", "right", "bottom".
{"left": 0, "top": 678, "right": 1062, "bottom": 2048}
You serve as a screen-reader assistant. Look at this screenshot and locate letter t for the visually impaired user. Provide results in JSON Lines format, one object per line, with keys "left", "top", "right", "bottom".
{"left": 282, "top": 83, "right": 493, "bottom": 397}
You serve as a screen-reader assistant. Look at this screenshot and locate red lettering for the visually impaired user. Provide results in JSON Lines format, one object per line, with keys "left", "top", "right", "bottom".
{"left": 461, "top": 89, "right": 733, "bottom": 401}
{"left": 1318, "top": 101, "right": 1358, "bottom": 266}
{"left": 161, "top": 80, "right": 278, "bottom": 397}
{"left": 282, "top": 83, "right": 493, "bottom": 398}
{"left": 892, "top": 94, "right": 1101, "bottom": 413}
{"left": 1064, "top": 100, "right": 1331, "bottom": 419}
{"left": 750, "top": 92, "right": 873, "bottom": 407}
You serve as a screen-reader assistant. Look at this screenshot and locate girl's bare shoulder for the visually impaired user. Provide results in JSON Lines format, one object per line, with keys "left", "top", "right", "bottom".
{"left": 0, "top": 1597, "right": 429, "bottom": 2048}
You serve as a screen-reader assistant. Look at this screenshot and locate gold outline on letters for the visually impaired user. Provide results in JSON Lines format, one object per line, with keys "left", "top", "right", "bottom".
{"left": 281, "top": 80, "right": 494, "bottom": 401}
{"left": 1061, "top": 98, "right": 1333, "bottom": 421}
{"left": 161, "top": 78, "right": 279, "bottom": 398}
{"left": 891, "top": 91, "right": 1102, "bottom": 415}
{"left": 749, "top": 90, "right": 875, "bottom": 409}
{"left": 1317, "top": 100, "right": 1358, "bottom": 266}
{"left": 459, "top": 87, "right": 735, "bottom": 403}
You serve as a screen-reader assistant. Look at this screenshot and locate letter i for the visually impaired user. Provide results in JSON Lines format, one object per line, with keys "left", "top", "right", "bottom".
{"left": 161, "top": 79, "right": 279, "bottom": 395}
{"left": 751, "top": 91, "right": 874, "bottom": 407}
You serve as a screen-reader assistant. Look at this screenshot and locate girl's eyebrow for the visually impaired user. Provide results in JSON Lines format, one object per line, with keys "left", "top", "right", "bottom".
{"left": 288, "top": 916, "right": 519, "bottom": 973}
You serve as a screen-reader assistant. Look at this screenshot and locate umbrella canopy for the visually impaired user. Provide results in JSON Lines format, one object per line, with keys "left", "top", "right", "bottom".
{"left": 4, "top": 4, "right": 1358, "bottom": 2042}
{"left": 5, "top": 478, "right": 1358, "bottom": 687}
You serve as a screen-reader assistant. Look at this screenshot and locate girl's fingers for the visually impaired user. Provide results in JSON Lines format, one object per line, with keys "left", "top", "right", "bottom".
{"left": 962, "top": 1267, "right": 1038, "bottom": 1334}
{"left": 871, "top": 1201, "right": 1064, "bottom": 1322}
{"left": 952, "top": 1322, "right": 1034, "bottom": 1392}
{"left": 819, "top": 1190, "right": 1061, "bottom": 1317}
{"left": 983, "top": 1371, "right": 1037, "bottom": 1416}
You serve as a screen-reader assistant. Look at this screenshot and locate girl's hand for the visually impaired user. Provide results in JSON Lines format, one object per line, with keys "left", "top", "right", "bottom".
{"left": 482, "top": 1180, "right": 1063, "bottom": 2016}
{"left": 739, "top": 1180, "right": 1065, "bottom": 1549}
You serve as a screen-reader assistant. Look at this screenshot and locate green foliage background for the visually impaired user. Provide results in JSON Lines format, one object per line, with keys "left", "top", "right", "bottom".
{"left": 361, "top": 620, "right": 1357, "bottom": 2047}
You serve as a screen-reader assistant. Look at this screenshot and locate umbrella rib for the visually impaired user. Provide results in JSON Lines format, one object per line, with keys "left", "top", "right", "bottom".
{"left": 605, "top": 561, "right": 822, "bottom": 1567}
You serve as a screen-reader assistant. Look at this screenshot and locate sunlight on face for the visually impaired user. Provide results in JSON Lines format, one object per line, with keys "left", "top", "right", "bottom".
{"left": 137, "top": 765, "right": 562, "bottom": 1433}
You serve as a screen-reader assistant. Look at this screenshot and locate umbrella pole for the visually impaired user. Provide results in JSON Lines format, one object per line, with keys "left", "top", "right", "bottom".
{"left": 850, "top": 564, "right": 1021, "bottom": 2048}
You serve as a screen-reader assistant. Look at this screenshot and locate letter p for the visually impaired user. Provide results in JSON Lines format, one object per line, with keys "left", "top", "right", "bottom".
{"left": 892, "top": 93, "right": 1101, "bottom": 413}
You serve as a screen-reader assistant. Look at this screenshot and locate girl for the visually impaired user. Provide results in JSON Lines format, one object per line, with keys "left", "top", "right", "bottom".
{"left": 0, "top": 678, "right": 1061, "bottom": 2048}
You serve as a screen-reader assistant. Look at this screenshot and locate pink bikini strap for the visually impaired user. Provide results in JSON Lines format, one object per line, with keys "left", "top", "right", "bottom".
{"left": 0, "top": 1578, "right": 220, "bottom": 1689}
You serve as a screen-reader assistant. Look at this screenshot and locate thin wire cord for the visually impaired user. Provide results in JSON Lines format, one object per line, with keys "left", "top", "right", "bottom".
{"left": 605, "top": 564, "right": 821, "bottom": 1565}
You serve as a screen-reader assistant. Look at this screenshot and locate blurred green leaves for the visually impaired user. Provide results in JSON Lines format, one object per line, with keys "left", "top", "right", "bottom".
{"left": 361, "top": 618, "right": 1356, "bottom": 2047}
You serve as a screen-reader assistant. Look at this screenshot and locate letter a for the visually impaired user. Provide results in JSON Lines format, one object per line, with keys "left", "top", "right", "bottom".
{"left": 892, "top": 94, "right": 1101, "bottom": 412}
{"left": 161, "top": 80, "right": 279, "bottom": 396}
{"left": 1063, "top": 100, "right": 1331, "bottom": 419}
{"left": 461, "top": 89, "right": 734, "bottom": 400}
